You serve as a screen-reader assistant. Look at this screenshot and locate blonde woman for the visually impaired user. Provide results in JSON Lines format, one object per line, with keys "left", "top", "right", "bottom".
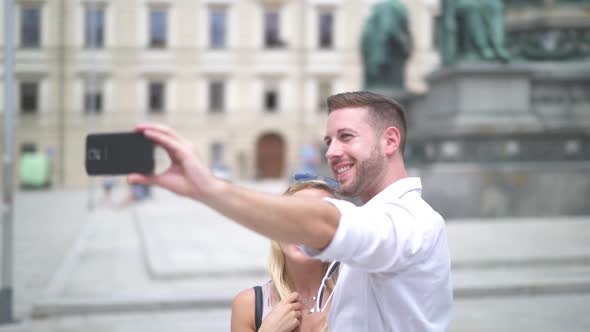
{"left": 231, "top": 176, "right": 339, "bottom": 332}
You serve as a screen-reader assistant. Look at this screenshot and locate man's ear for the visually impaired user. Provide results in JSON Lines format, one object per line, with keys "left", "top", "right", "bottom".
{"left": 383, "top": 126, "right": 401, "bottom": 156}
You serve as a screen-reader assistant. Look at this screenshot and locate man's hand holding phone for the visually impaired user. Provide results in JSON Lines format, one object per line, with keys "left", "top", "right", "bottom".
{"left": 127, "top": 124, "right": 224, "bottom": 201}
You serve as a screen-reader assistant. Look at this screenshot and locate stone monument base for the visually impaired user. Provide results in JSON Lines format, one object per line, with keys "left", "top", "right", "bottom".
{"left": 402, "top": 63, "right": 590, "bottom": 218}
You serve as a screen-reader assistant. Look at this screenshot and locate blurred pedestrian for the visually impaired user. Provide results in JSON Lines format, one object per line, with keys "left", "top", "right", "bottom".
{"left": 129, "top": 91, "right": 452, "bottom": 331}
{"left": 231, "top": 177, "right": 339, "bottom": 332}
{"left": 100, "top": 177, "right": 116, "bottom": 206}
{"left": 299, "top": 141, "right": 321, "bottom": 175}
{"left": 119, "top": 182, "right": 151, "bottom": 208}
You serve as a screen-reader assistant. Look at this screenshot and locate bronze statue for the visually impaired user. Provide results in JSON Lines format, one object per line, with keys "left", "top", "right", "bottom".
{"left": 504, "top": 0, "right": 590, "bottom": 61}
{"left": 441, "top": 0, "right": 511, "bottom": 64}
{"left": 361, "top": 0, "right": 410, "bottom": 89}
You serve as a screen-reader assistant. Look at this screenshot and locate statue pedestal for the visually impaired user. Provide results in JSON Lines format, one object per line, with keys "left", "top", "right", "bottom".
{"left": 401, "top": 62, "right": 590, "bottom": 219}
{"left": 410, "top": 63, "right": 542, "bottom": 136}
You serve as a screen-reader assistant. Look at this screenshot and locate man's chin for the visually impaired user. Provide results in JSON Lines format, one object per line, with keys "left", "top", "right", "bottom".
{"left": 338, "top": 185, "right": 356, "bottom": 197}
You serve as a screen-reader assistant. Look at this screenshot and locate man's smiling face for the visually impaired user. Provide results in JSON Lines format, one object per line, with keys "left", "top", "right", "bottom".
{"left": 324, "top": 107, "right": 385, "bottom": 200}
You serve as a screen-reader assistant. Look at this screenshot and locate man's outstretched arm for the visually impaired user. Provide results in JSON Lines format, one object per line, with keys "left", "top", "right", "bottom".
{"left": 127, "top": 123, "right": 340, "bottom": 250}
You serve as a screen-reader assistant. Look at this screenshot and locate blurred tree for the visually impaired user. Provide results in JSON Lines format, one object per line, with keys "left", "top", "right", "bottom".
{"left": 505, "top": 0, "right": 590, "bottom": 9}
{"left": 503, "top": 0, "right": 590, "bottom": 61}
{"left": 555, "top": 0, "right": 590, "bottom": 5}
{"left": 509, "top": 29, "right": 590, "bottom": 61}
{"left": 19, "top": 152, "right": 50, "bottom": 189}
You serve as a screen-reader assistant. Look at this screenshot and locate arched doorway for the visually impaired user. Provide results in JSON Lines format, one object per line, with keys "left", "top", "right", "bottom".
{"left": 256, "top": 133, "right": 285, "bottom": 179}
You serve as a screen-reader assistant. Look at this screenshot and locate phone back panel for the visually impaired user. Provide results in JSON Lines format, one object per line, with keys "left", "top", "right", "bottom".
{"left": 85, "top": 132, "right": 154, "bottom": 175}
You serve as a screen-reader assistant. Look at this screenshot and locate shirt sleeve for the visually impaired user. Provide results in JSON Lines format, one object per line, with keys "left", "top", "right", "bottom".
{"left": 302, "top": 195, "right": 444, "bottom": 274}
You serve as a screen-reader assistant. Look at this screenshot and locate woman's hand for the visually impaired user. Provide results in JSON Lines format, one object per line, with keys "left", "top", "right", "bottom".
{"left": 259, "top": 292, "right": 304, "bottom": 332}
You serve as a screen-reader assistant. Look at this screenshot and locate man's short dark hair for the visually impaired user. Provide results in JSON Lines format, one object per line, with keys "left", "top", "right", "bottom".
{"left": 326, "top": 91, "right": 407, "bottom": 153}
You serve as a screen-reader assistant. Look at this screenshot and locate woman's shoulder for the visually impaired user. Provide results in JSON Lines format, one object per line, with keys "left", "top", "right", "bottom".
{"left": 233, "top": 281, "right": 273, "bottom": 305}
{"left": 231, "top": 287, "right": 257, "bottom": 331}
{"left": 232, "top": 287, "right": 256, "bottom": 308}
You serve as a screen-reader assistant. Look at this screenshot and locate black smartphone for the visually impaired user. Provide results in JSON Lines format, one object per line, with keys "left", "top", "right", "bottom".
{"left": 85, "top": 131, "right": 155, "bottom": 176}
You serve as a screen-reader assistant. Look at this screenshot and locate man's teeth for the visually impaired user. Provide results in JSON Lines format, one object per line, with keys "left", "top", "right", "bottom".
{"left": 337, "top": 166, "right": 351, "bottom": 174}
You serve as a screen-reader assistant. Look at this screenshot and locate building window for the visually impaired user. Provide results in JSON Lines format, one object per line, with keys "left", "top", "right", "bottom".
{"left": 317, "top": 80, "right": 332, "bottom": 111}
{"left": 209, "top": 9, "right": 226, "bottom": 49}
{"left": 263, "top": 81, "right": 279, "bottom": 112}
{"left": 83, "top": 79, "right": 103, "bottom": 114}
{"left": 85, "top": 6, "right": 104, "bottom": 48}
{"left": 264, "top": 9, "right": 283, "bottom": 48}
{"left": 20, "top": 82, "right": 39, "bottom": 114}
{"left": 21, "top": 7, "right": 41, "bottom": 48}
{"left": 209, "top": 80, "right": 225, "bottom": 112}
{"left": 318, "top": 11, "right": 334, "bottom": 49}
{"left": 149, "top": 8, "right": 167, "bottom": 48}
{"left": 148, "top": 81, "right": 165, "bottom": 113}
{"left": 20, "top": 142, "right": 37, "bottom": 154}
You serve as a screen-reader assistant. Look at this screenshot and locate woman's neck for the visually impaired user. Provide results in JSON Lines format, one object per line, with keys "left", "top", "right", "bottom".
{"left": 283, "top": 259, "right": 325, "bottom": 298}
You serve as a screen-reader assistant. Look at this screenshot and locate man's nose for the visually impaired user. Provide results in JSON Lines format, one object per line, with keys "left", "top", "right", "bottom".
{"left": 325, "top": 141, "right": 343, "bottom": 160}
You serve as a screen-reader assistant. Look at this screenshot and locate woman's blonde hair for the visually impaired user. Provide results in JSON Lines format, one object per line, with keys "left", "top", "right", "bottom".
{"left": 269, "top": 180, "right": 338, "bottom": 305}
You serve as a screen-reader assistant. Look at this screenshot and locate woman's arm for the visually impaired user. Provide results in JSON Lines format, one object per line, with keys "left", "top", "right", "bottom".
{"left": 231, "top": 289, "right": 256, "bottom": 332}
{"left": 231, "top": 288, "right": 304, "bottom": 332}
{"left": 259, "top": 292, "right": 303, "bottom": 332}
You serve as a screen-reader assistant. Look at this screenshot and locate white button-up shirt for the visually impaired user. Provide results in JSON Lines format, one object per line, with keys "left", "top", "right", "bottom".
{"left": 303, "top": 177, "right": 452, "bottom": 331}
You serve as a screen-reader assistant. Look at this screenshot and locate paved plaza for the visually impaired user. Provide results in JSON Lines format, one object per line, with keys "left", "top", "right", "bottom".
{"left": 1, "top": 180, "right": 590, "bottom": 331}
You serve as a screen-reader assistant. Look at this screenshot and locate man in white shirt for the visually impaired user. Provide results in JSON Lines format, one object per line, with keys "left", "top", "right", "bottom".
{"left": 129, "top": 91, "right": 452, "bottom": 331}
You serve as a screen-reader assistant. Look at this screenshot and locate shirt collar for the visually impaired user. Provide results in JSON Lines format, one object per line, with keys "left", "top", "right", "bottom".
{"left": 365, "top": 177, "right": 422, "bottom": 205}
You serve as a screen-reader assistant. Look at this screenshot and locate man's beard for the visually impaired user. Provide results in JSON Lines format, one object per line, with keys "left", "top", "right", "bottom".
{"left": 339, "top": 143, "right": 385, "bottom": 198}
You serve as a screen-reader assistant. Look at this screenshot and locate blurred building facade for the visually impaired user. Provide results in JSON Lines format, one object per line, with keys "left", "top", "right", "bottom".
{"left": 2, "top": 0, "right": 588, "bottom": 220}
{"left": 3, "top": 0, "right": 428, "bottom": 188}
